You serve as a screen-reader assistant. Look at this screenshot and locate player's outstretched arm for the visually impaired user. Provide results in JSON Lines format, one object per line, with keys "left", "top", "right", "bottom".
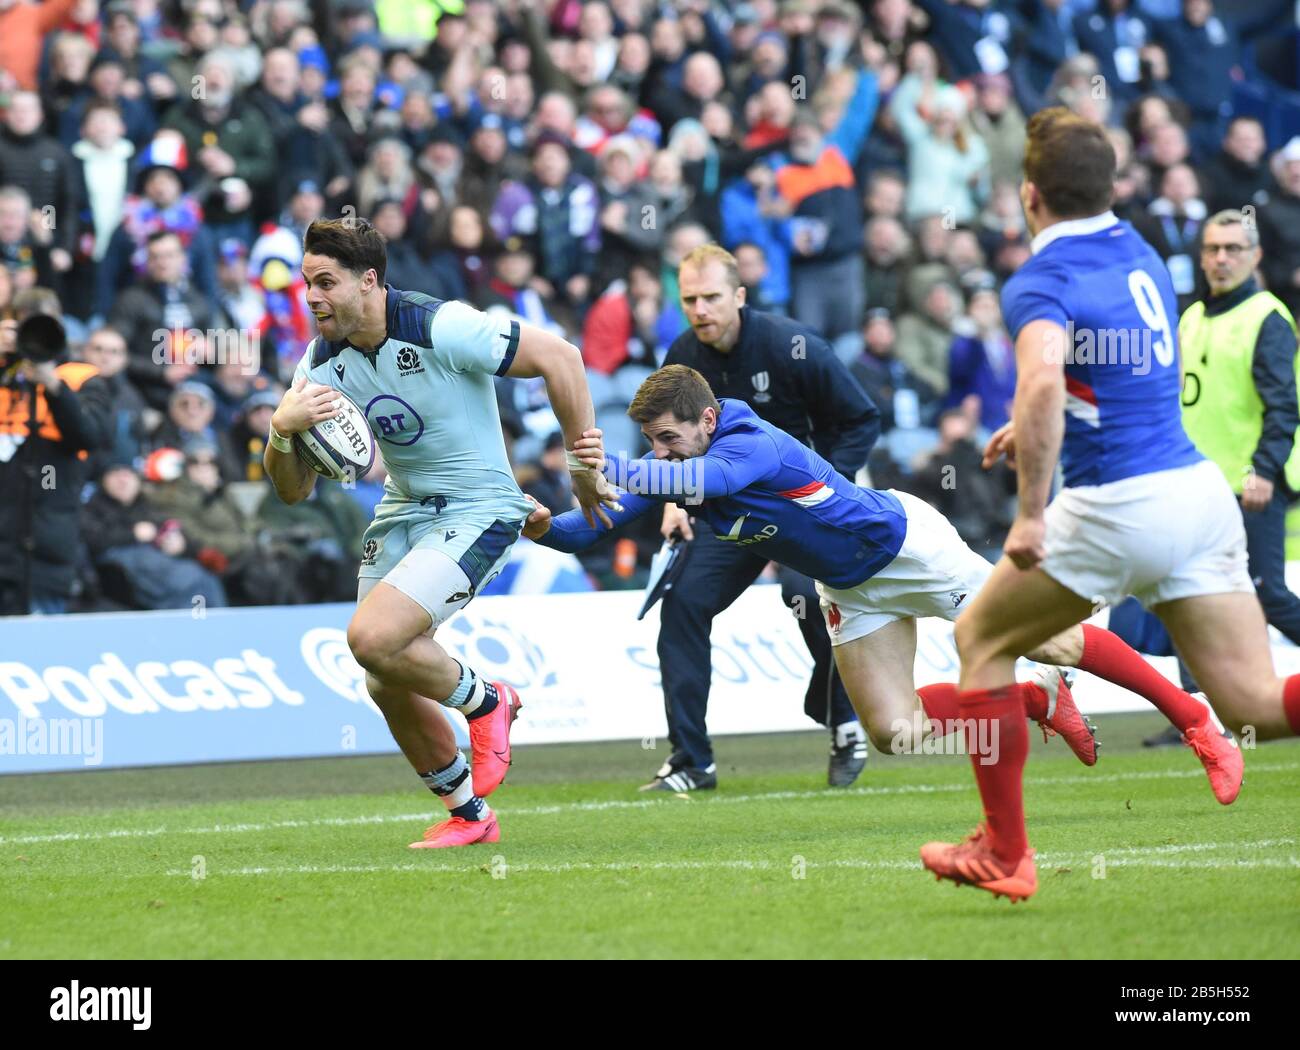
{"left": 1005, "top": 319, "right": 1067, "bottom": 568}
{"left": 528, "top": 485, "right": 656, "bottom": 554}
{"left": 264, "top": 376, "right": 339, "bottom": 505}
{"left": 505, "top": 322, "right": 622, "bottom": 527}
{"left": 573, "top": 427, "right": 779, "bottom": 506}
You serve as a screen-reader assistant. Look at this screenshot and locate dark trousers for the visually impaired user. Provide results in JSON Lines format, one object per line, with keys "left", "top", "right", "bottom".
{"left": 656, "top": 522, "right": 856, "bottom": 769}
{"left": 1241, "top": 487, "right": 1300, "bottom": 643}
{"left": 1109, "top": 488, "right": 1300, "bottom": 692}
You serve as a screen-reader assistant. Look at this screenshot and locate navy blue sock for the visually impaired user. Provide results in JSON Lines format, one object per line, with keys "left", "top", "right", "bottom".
{"left": 418, "top": 751, "right": 488, "bottom": 821}
{"left": 441, "top": 662, "right": 499, "bottom": 720}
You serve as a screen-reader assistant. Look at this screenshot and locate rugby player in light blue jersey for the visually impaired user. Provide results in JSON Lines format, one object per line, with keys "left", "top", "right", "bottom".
{"left": 264, "top": 218, "right": 620, "bottom": 849}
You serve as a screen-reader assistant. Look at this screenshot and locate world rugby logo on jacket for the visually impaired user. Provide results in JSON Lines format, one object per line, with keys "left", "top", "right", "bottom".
{"left": 751, "top": 371, "right": 772, "bottom": 404}
{"left": 397, "top": 346, "right": 425, "bottom": 376}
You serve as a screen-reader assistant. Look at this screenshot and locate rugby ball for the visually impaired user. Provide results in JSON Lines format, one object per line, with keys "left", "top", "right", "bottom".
{"left": 292, "top": 393, "right": 376, "bottom": 482}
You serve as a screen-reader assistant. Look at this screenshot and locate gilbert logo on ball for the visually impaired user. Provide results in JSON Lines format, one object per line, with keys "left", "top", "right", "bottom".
{"left": 293, "top": 391, "right": 376, "bottom": 481}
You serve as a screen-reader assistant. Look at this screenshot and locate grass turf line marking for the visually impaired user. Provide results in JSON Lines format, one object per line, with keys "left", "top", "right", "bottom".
{"left": 5, "top": 761, "right": 1297, "bottom": 847}
{"left": 161, "top": 843, "right": 1300, "bottom": 878}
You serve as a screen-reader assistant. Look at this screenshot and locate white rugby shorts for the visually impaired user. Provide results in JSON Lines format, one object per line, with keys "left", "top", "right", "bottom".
{"left": 1040, "top": 457, "right": 1253, "bottom": 609}
{"left": 817, "top": 491, "right": 994, "bottom": 646}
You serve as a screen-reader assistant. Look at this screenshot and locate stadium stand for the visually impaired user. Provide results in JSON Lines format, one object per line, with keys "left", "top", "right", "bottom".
{"left": 0, "top": 0, "right": 1296, "bottom": 615}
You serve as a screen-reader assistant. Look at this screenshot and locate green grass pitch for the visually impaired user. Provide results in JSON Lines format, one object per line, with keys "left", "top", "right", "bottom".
{"left": 3, "top": 713, "right": 1297, "bottom": 959}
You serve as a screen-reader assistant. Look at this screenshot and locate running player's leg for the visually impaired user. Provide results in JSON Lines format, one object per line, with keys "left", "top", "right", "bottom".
{"left": 934, "top": 560, "right": 1095, "bottom": 887}
{"left": 349, "top": 580, "right": 474, "bottom": 701}
{"left": 1155, "top": 592, "right": 1300, "bottom": 740}
{"left": 829, "top": 615, "right": 1002, "bottom": 756}
{"left": 1131, "top": 463, "right": 1300, "bottom": 785}
{"left": 957, "top": 561, "right": 1099, "bottom": 690}
{"left": 1021, "top": 620, "right": 1216, "bottom": 738}
{"left": 362, "top": 667, "right": 497, "bottom": 846}
{"left": 818, "top": 491, "right": 999, "bottom": 756}
{"left": 353, "top": 588, "right": 459, "bottom": 774}
{"left": 351, "top": 513, "right": 526, "bottom": 799}
{"left": 829, "top": 617, "right": 920, "bottom": 755}
{"left": 349, "top": 579, "right": 501, "bottom": 847}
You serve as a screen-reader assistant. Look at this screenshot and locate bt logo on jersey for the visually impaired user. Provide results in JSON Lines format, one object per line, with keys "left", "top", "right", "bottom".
{"left": 375, "top": 415, "right": 409, "bottom": 436}
{"left": 364, "top": 394, "right": 426, "bottom": 447}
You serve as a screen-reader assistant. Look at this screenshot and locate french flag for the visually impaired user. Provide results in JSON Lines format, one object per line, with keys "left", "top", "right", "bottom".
{"left": 138, "top": 132, "right": 189, "bottom": 173}
{"left": 780, "top": 480, "right": 836, "bottom": 507}
{"left": 1065, "top": 375, "right": 1100, "bottom": 428}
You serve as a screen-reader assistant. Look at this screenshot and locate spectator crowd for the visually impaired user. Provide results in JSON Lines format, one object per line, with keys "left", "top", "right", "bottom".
{"left": 0, "top": 0, "right": 1297, "bottom": 613}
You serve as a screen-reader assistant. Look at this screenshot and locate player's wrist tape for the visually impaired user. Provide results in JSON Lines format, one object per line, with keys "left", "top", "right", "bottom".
{"left": 566, "top": 450, "right": 599, "bottom": 473}
{"left": 268, "top": 424, "right": 293, "bottom": 453}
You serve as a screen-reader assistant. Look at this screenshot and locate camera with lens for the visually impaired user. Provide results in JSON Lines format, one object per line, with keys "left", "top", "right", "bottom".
{"left": 0, "top": 312, "right": 67, "bottom": 384}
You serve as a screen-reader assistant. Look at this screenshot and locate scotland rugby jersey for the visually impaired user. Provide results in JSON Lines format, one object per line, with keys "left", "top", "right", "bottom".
{"left": 537, "top": 399, "right": 908, "bottom": 589}
{"left": 1000, "top": 211, "right": 1202, "bottom": 488}
{"left": 293, "top": 285, "right": 525, "bottom": 505}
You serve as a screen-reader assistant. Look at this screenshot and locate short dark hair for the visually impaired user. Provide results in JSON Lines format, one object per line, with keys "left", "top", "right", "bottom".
{"left": 303, "top": 217, "right": 387, "bottom": 284}
{"left": 81, "top": 99, "right": 121, "bottom": 125}
{"left": 627, "top": 255, "right": 660, "bottom": 281}
{"left": 146, "top": 228, "right": 181, "bottom": 248}
{"left": 628, "top": 364, "right": 721, "bottom": 426}
{"left": 1024, "top": 107, "right": 1115, "bottom": 219}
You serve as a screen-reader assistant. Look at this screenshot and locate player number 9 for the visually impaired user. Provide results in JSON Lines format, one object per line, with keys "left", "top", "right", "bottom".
{"left": 1128, "top": 269, "right": 1175, "bottom": 369}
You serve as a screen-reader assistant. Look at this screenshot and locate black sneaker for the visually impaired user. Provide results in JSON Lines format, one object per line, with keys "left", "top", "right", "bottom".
{"left": 638, "top": 749, "right": 687, "bottom": 790}
{"left": 1144, "top": 697, "right": 1234, "bottom": 748}
{"left": 828, "top": 737, "right": 868, "bottom": 787}
{"left": 1143, "top": 724, "right": 1185, "bottom": 748}
{"left": 641, "top": 763, "right": 718, "bottom": 792}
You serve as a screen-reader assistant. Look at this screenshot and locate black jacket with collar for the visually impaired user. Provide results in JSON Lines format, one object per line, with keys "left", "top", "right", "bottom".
{"left": 662, "top": 306, "right": 880, "bottom": 480}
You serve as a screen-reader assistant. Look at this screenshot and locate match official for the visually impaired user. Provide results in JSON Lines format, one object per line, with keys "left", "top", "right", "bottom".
{"left": 645, "top": 244, "right": 881, "bottom": 791}
{"left": 1181, "top": 208, "right": 1300, "bottom": 642}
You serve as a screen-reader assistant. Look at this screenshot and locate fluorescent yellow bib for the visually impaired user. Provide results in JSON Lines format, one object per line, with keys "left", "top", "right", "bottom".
{"left": 1180, "top": 290, "right": 1299, "bottom": 494}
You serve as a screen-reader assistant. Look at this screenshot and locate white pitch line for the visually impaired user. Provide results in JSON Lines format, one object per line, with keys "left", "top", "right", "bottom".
{"left": 1099, "top": 837, "right": 1295, "bottom": 856}
{"left": 1098, "top": 858, "right": 1300, "bottom": 870}
{"left": 5, "top": 761, "right": 1298, "bottom": 847}
{"left": 162, "top": 844, "right": 1300, "bottom": 879}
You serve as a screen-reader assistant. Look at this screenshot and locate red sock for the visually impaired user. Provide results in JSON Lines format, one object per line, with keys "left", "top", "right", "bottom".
{"left": 957, "top": 683, "right": 1032, "bottom": 864}
{"left": 917, "top": 683, "right": 960, "bottom": 724}
{"left": 1284, "top": 675, "right": 1300, "bottom": 735}
{"left": 1079, "top": 625, "right": 1208, "bottom": 732}
{"left": 925, "top": 681, "right": 1051, "bottom": 722}
{"left": 1020, "top": 681, "right": 1049, "bottom": 721}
